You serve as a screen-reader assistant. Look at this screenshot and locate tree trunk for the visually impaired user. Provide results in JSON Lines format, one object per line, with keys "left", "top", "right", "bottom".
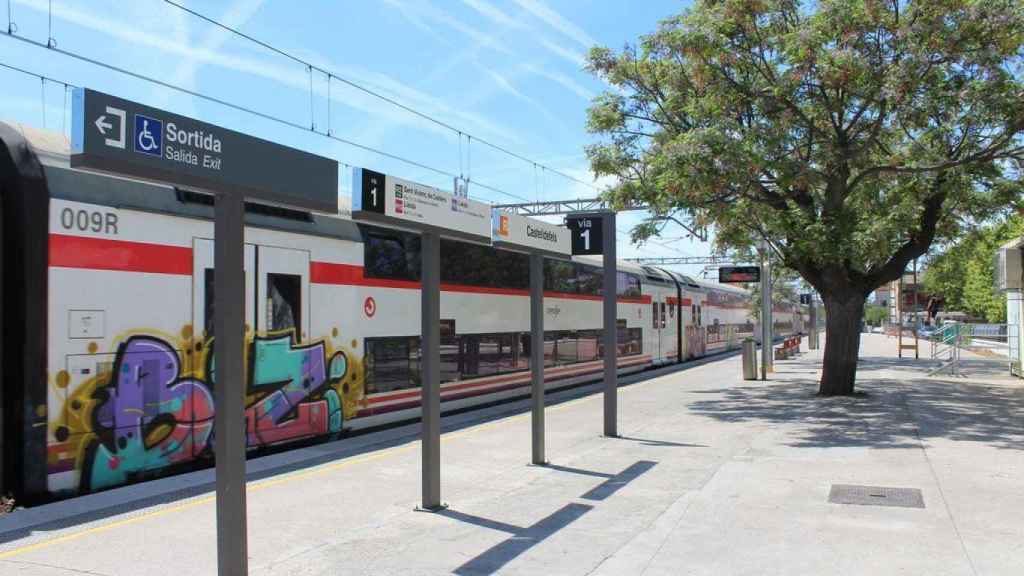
{"left": 819, "top": 291, "right": 866, "bottom": 395}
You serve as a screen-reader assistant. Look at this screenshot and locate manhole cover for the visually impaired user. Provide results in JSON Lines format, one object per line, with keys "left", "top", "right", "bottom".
{"left": 828, "top": 484, "right": 924, "bottom": 508}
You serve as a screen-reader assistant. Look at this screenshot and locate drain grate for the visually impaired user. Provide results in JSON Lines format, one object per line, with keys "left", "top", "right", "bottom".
{"left": 828, "top": 484, "right": 924, "bottom": 508}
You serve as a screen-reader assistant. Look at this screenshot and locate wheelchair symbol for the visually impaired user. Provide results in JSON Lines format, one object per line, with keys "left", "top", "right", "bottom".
{"left": 133, "top": 114, "right": 162, "bottom": 157}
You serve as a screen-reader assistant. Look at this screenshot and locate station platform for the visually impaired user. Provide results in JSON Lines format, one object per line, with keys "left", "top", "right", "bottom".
{"left": 1, "top": 334, "right": 1021, "bottom": 575}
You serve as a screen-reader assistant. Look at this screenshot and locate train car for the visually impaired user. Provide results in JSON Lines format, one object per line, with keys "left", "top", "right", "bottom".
{"left": 0, "top": 122, "right": 805, "bottom": 502}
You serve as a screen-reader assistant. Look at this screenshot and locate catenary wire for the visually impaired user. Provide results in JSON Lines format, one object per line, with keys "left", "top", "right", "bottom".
{"left": 158, "top": 0, "right": 600, "bottom": 194}
{"left": 0, "top": 34, "right": 533, "bottom": 202}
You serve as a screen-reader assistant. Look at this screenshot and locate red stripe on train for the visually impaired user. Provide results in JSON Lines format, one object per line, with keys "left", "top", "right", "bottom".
{"left": 311, "top": 261, "right": 652, "bottom": 303}
{"left": 49, "top": 234, "right": 193, "bottom": 275}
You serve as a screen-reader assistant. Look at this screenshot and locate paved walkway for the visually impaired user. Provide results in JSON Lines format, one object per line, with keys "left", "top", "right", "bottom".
{"left": 0, "top": 334, "right": 1021, "bottom": 575}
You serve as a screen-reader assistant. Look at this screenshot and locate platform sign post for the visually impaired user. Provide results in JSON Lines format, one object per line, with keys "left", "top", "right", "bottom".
{"left": 421, "top": 230, "right": 442, "bottom": 507}
{"left": 352, "top": 167, "right": 492, "bottom": 511}
{"left": 492, "top": 210, "right": 571, "bottom": 464}
{"left": 71, "top": 88, "right": 338, "bottom": 576}
{"left": 566, "top": 212, "right": 617, "bottom": 437}
{"left": 529, "top": 253, "right": 545, "bottom": 463}
{"left": 759, "top": 242, "right": 773, "bottom": 379}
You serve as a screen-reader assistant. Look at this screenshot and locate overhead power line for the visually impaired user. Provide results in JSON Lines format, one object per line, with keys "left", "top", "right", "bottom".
{"left": 160, "top": 0, "right": 601, "bottom": 195}
{"left": 0, "top": 33, "right": 532, "bottom": 202}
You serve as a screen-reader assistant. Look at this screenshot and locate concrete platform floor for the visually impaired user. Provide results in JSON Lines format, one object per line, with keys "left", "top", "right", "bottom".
{"left": 0, "top": 334, "right": 1021, "bottom": 575}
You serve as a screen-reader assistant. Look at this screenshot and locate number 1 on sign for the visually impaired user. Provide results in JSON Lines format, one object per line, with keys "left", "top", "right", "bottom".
{"left": 370, "top": 187, "right": 377, "bottom": 207}
{"left": 581, "top": 228, "right": 590, "bottom": 251}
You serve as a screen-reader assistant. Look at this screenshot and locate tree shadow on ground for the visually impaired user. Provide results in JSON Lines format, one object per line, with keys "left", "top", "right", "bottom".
{"left": 688, "top": 354, "right": 1024, "bottom": 451}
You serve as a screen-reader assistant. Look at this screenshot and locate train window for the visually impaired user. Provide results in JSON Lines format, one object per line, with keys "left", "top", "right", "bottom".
{"left": 542, "top": 331, "right": 560, "bottom": 366}
{"left": 443, "top": 240, "right": 525, "bottom": 289}
{"left": 544, "top": 260, "right": 577, "bottom": 293}
{"left": 479, "top": 335, "right": 507, "bottom": 375}
{"left": 204, "top": 268, "right": 215, "bottom": 337}
{"left": 616, "top": 272, "right": 642, "bottom": 297}
{"left": 440, "top": 320, "right": 459, "bottom": 382}
{"left": 577, "top": 266, "right": 603, "bottom": 296}
{"left": 267, "top": 273, "right": 301, "bottom": 333}
{"left": 365, "top": 232, "right": 420, "bottom": 281}
{"left": 615, "top": 321, "right": 643, "bottom": 356}
{"left": 697, "top": 305, "right": 702, "bottom": 326}
{"left": 652, "top": 301, "right": 658, "bottom": 329}
{"left": 660, "top": 302, "right": 667, "bottom": 329}
{"left": 365, "top": 337, "right": 416, "bottom": 393}
{"left": 556, "top": 332, "right": 578, "bottom": 365}
{"left": 460, "top": 335, "right": 485, "bottom": 377}
{"left": 497, "top": 250, "right": 529, "bottom": 290}
{"left": 500, "top": 333, "right": 528, "bottom": 372}
{"left": 576, "top": 330, "right": 600, "bottom": 363}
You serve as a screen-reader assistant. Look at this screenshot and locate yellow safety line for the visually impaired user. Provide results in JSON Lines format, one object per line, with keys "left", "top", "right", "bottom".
{"left": 0, "top": 367, "right": 669, "bottom": 560}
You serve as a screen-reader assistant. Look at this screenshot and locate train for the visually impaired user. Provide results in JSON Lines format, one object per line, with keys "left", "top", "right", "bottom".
{"left": 0, "top": 122, "right": 806, "bottom": 503}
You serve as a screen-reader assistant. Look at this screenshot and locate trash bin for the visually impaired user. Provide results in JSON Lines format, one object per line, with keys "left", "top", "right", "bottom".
{"left": 742, "top": 338, "right": 758, "bottom": 380}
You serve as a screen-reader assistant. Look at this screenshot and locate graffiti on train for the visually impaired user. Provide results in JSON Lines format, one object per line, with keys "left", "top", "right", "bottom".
{"left": 51, "top": 328, "right": 365, "bottom": 491}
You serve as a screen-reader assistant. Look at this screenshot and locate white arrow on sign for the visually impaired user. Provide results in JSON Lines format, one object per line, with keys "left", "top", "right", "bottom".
{"left": 94, "top": 115, "right": 112, "bottom": 135}
{"left": 99, "top": 106, "right": 126, "bottom": 150}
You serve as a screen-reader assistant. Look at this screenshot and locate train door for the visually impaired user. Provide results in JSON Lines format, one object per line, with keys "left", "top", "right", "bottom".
{"left": 256, "top": 245, "right": 310, "bottom": 340}
{"left": 191, "top": 238, "right": 254, "bottom": 458}
{"left": 251, "top": 245, "right": 322, "bottom": 446}
{"left": 191, "top": 238, "right": 256, "bottom": 347}
{"left": 651, "top": 291, "right": 669, "bottom": 364}
{"left": 695, "top": 297, "right": 706, "bottom": 357}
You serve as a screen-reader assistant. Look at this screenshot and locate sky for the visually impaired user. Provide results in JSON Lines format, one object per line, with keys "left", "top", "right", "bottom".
{"left": 0, "top": 0, "right": 718, "bottom": 276}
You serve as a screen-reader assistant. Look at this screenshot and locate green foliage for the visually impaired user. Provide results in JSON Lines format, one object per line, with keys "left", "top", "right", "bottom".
{"left": 586, "top": 0, "right": 1024, "bottom": 300}
{"left": 923, "top": 215, "right": 1024, "bottom": 322}
{"left": 747, "top": 264, "right": 800, "bottom": 320}
{"left": 864, "top": 304, "right": 888, "bottom": 326}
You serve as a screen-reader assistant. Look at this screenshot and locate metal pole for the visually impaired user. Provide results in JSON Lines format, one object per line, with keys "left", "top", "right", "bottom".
{"left": 529, "top": 253, "right": 546, "bottom": 464}
{"left": 809, "top": 299, "right": 817, "bottom": 350}
{"left": 760, "top": 245, "right": 772, "bottom": 379}
{"left": 602, "top": 212, "right": 618, "bottom": 437}
{"left": 913, "top": 258, "right": 919, "bottom": 359}
{"left": 898, "top": 274, "right": 903, "bottom": 358}
{"left": 214, "top": 192, "right": 247, "bottom": 576}
{"left": 420, "top": 231, "right": 443, "bottom": 510}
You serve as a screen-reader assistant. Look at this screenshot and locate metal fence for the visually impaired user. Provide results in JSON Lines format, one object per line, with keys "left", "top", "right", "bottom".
{"left": 928, "top": 323, "right": 1017, "bottom": 377}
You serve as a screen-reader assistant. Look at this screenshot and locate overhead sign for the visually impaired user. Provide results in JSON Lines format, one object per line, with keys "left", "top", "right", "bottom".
{"left": 492, "top": 210, "right": 570, "bottom": 258}
{"left": 566, "top": 213, "right": 604, "bottom": 256}
{"left": 71, "top": 88, "right": 338, "bottom": 212}
{"left": 719, "top": 266, "right": 761, "bottom": 283}
{"left": 800, "top": 293, "right": 813, "bottom": 305}
{"left": 351, "top": 167, "right": 491, "bottom": 243}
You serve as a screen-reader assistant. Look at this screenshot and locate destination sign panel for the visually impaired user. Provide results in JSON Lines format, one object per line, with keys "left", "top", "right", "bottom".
{"left": 70, "top": 88, "right": 338, "bottom": 212}
{"left": 492, "top": 210, "right": 570, "bottom": 257}
{"left": 719, "top": 266, "right": 761, "bottom": 283}
{"left": 351, "top": 167, "right": 491, "bottom": 242}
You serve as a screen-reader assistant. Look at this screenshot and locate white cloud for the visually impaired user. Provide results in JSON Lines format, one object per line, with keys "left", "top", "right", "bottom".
{"left": 381, "top": 0, "right": 454, "bottom": 46}
{"left": 477, "top": 63, "right": 564, "bottom": 128}
{"left": 460, "top": 0, "right": 522, "bottom": 29}
{"left": 538, "top": 38, "right": 586, "bottom": 67}
{"left": 519, "top": 63, "right": 594, "bottom": 100}
{"left": 170, "top": 0, "right": 266, "bottom": 89}
{"left": 13, "top": 0, "right": 521, "bottom": 143}
{"left": 382, "top": 0, "right": 514, "bottom": 56}
{"left": 511, "top": 0, "right": 597, "bottom": 49}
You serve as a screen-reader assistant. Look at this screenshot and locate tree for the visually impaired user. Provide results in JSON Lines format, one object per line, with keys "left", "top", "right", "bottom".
{"left": 923, "top": 215, "right": 1024, "bottom": 322}
{"left": 586, "top": 0, "right": 1024, "bottom": 395}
